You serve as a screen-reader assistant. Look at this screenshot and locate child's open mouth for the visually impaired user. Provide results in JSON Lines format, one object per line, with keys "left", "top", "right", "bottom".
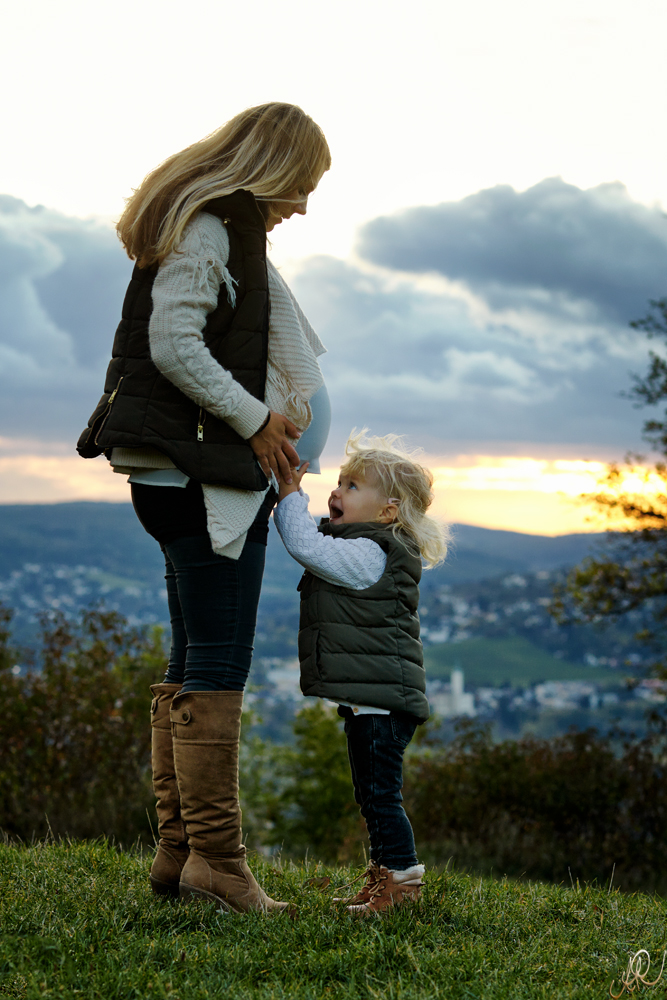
{"left": 329, "top": 500, "right": 343, "bottom": 521}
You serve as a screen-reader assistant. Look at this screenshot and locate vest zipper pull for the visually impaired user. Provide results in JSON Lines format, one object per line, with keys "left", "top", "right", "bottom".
{"left": 90, "top": 376, "right": 124, "bottom": 449}
{"left": 197, "top": 408, "right": 205, "bottom": 442}
{"left": 108, "top": 376, "right": 123, "bottom": 405}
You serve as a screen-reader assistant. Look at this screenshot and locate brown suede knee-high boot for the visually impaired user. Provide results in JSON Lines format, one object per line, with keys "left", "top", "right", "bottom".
{"left": 149, "top": 684, "right": 189, "bottom": 896}
{"left": 170, "top": 690, "right": 287, "bottom": 914}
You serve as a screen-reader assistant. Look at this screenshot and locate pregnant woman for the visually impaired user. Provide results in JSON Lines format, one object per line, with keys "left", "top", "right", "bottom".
{"left": 77, "top": 103, "right": 331, "bottom": 913}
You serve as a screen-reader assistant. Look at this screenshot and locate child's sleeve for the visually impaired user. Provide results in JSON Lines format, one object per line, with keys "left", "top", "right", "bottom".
{"left": 273, "top": 490, "right": 387, "bottom": 590}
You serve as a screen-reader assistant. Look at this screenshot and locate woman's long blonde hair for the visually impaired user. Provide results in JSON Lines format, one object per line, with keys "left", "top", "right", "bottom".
{"left": 117, "top": 103, "right": 331, "bottom": 268}
{"left": 339, "top": 430, "right": 450, "bottom": 569}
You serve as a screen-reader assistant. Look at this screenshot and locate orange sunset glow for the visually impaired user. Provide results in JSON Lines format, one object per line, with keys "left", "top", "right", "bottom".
{"left": 2, "top": 451, "right": 662, "bottom": 537}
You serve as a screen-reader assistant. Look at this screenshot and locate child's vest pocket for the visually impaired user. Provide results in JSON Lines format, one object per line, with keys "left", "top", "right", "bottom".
{"left": 298, "top": 626, "right": 323, "bottom": 684}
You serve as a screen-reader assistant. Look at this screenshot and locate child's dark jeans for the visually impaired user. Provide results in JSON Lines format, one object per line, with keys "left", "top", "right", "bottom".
{"left": 338, "top": 706, "right": 419, "bottom": 870}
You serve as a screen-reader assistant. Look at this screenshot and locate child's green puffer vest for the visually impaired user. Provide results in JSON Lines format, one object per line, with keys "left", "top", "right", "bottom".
{"left": 297, "top": 521, "right": 430, "bottom": 723}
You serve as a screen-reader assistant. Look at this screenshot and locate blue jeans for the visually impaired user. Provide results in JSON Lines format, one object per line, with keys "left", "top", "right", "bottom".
{"left": 339, "top": 707, "right": 419, "bottom": 870}
{"left": 131, "top": 482, "right": 275, "bottom": 692}
{"left": 161, "top": 533, "right": 267, "bottom": 692}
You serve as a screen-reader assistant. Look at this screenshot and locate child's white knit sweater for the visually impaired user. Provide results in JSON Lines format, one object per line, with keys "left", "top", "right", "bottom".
{"left": 273, "top": 490, "right": 387, "bottom": 590}
{"left": 110, "top": 212, "right": 326, "bottom": 558}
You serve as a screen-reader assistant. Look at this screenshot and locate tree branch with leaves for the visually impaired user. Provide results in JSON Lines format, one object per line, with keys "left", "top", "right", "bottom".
{"left": 552, "top": 299, "right": 667, "bottom": 673}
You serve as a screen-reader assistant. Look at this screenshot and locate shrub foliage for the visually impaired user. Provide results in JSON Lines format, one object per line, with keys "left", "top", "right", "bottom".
{"left": 241, "top": 701, "right": 363, "bottom": 861}
{"left": 405, "top": 719, "right": 667, "bottom": 891}
{"left": 0, "top": 605, "right": 163, "bottom": 842}
{"left": 3, "top": 601, "right": 667, "bottom": 891}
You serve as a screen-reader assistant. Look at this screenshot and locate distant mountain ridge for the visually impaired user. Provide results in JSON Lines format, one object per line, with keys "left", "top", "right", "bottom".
{"left": 444, "top": 523, "right": 605, "bottom": 582}
{"left": 0, "top": 502, "right": 161, "bottom": 582}
{"left": 0, "top": 502, "right": 605, "bottom": 584}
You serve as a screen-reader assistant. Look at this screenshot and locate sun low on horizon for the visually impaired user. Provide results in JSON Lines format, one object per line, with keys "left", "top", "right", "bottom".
{"left": 0, "top": 448, "right": 661, "bottom": 537}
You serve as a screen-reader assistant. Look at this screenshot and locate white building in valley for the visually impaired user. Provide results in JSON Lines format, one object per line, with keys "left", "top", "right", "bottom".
{"left": 427, "top": 669, "right": 476, "bottom": 718}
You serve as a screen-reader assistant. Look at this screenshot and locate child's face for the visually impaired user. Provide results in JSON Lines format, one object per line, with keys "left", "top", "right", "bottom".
{"left": 328, "top": 470, "right": 396, "bottom": 525}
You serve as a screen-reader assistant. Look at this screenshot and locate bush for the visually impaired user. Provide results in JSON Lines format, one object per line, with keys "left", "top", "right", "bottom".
{"left": 0, "top": 605, "right": 364, "bottom": 859}
{"left": 0, "top": 605, "right": 366, "bottom": 861}
{"left": 241, "top": 701, "right": 365, "bottom": 862}
{"left": 0, "top": 604, "right": 164, "bottom": 843}
{"left": 404, "top": 719, "right": 667, "bottom": 891}
{"left": 6, "top": 598, "right": 667, "bottom": 892}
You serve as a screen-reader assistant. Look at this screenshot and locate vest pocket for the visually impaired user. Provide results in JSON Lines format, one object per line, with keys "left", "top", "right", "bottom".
{"left": 298, "top": 627, "right": 323, "bottom": 682}
{"left": 87, "top": 376, "right": 124, "bottom": 449}
{"left": 313, "top": 630, "right": 323, "bottom": 680}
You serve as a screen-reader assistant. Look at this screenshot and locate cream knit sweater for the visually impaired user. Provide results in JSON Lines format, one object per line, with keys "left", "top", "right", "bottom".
{"left": 110, "top": 211, "right": 326, "bottom": 558}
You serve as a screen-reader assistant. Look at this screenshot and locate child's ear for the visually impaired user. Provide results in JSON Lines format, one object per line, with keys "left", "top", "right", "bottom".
{"left": 378, "top": 502, "right": 399, "bottom": 524}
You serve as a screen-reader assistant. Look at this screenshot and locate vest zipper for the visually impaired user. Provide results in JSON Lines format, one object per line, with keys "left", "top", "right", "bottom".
{"left": 92, "top": 376, "right": 124, "bottom": 447}
{"left": 197, "top": 408, "right": 206, "bottom": 442}
{"left": 107, "top": 378, "right": 123, "bottom": 407}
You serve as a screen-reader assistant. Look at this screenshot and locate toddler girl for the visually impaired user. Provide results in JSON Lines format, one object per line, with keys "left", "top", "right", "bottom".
{"left": 274, "top": 430, "right": 448, "bottom": 914}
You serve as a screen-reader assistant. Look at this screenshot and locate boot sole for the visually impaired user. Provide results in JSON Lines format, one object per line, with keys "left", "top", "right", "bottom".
{"left": 150, "top": 876, "right": 180, "bottom": 898}
{"left": 178, "top": 882, "right": 291, "bottom": 915}
{"left": 179, "top": 882, "right": 233, "bottom": 913}
{"left": 348, "top": 892, "right": 423, "bottom": 916}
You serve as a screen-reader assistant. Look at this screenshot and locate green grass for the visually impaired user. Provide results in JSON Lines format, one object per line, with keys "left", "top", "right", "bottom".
{"left": 425, "top": 636, "right": 617, "bottom": 687}
{"left": 0, "top": 841, "right": 665, "bottom": 999}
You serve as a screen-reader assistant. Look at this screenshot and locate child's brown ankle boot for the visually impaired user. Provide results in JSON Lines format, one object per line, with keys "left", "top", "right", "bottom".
{"left": 347, "top": 864, "right": 425, "bottom": 916}
{"left": 333, "top": 862, "right": 381, "bottom": 904}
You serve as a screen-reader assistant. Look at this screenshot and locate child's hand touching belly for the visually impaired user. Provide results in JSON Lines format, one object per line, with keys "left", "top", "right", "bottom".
{"left": 278, "top": 461, "right": 309, "bottom": 501}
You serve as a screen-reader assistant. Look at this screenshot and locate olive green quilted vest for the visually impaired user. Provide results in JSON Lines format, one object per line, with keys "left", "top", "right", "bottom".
{"left": 297, "top": 521, "right": 430, "bottom": 723}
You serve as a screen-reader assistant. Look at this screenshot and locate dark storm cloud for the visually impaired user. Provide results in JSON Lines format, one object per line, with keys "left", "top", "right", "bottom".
{"left": 356, "top": 178, "right": 667, "bottom": 323}
{"left": 0, "top": 196, "right": 131, "bottom": 440}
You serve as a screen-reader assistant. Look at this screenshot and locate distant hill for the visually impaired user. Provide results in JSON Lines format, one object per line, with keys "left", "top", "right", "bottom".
{"left": 0, "top": 502, "right": 161, "bottom": 581}
{"left": 441, "top": 524, "right": 605, "bottom": 583}
{"left": 0, "top": 501, "right": 605, "bottom": 586}
{"left": 0, "top": 502, "right": 620, "bottom": 678}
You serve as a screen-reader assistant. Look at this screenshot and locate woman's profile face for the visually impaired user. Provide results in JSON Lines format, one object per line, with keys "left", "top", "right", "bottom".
{"left": 264, "top": 187, "right": 313, "bottom": 232}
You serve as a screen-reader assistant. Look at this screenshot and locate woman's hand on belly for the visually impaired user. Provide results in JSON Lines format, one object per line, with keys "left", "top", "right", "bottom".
{"left": 249, "top": 411, "right": 301, "bottom": 484}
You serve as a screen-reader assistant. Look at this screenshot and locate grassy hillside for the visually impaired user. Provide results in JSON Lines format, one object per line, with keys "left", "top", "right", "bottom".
{"left": 0, "top": 840, "right": 661, "bottom": 999}
{"left": 425, "top": 635, "right": 617, "bottom": 687}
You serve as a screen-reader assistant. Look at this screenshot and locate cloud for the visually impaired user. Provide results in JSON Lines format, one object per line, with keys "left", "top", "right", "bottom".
{"left": 356, "top": 178, "right": 667, "bottom": 323}
{"left": 290, "top": 254, "right": 647, "bottom": 452}
{"left": 0, "top": 186, "right": 654, "bottom": 458}
{"left": 0, "top": 195, "right": 131, "bottom": 440}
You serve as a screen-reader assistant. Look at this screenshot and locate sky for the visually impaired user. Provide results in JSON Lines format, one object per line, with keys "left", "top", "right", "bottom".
{"left": 2, "top": 0, "right": 667, "bottom": 534}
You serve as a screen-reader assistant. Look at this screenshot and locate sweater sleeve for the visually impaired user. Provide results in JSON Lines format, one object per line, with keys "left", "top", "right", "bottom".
{"left": 148, "top": 212, "right": 269, "bottom": 440}
{"left": 273, "top": 490, "right": 387, "bottom": 590}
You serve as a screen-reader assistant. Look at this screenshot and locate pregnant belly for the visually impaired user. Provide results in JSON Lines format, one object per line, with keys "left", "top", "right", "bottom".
{"left": 296, "top": 383, "right": 331, "bottom": 474}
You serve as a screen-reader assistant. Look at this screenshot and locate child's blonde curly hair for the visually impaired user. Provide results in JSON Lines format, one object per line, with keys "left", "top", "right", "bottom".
{"left": 339, "top": 430, "right": 449, "bottom": 568}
